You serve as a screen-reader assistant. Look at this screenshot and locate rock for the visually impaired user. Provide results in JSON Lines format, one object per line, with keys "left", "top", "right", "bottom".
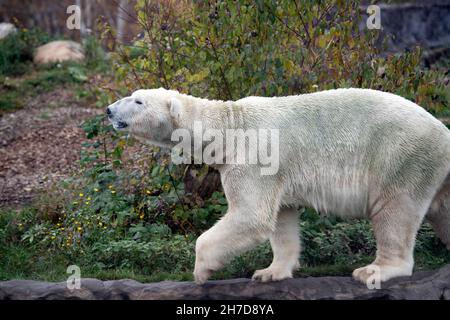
{"left": 360, "top": 2, "right": 450, "bottom": 53}
{"left": 33, "top": 40, "right": 84, "bottom": 65}
{"left": 0, "top": 22, "right": 17, "bottom": 40}
{"left": 1, "top": 265, "right": 450, "bottom": 300}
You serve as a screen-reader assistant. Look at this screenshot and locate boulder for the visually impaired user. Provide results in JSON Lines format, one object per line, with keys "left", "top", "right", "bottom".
{"left": 33, "top": 40, "right": 84, "bottom": 65}
{"left": 0, "top": 22, "right": 17, "bottom": 40}
{"left": 1, "top": 265, "right": 450, "bottom": 300}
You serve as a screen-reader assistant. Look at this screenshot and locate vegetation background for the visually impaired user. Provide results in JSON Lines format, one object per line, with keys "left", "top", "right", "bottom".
{"left": 0, "top": 0, "right": 449, "bottom": 282}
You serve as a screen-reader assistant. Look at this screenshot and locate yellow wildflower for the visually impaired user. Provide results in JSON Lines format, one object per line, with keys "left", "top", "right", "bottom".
{"left": 79, "top": 193, "right": 84, "bottom": 197}
{"left": 111, "top": 190, "right": 116, "bottom": 194}
{"left": 94, "top": 188, "right": 99, "bottom": 192}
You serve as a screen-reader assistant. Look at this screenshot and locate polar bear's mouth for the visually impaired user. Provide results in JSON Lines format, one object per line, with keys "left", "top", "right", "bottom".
{"left": 114, "top": 121, "right": 128, "bottom": 129}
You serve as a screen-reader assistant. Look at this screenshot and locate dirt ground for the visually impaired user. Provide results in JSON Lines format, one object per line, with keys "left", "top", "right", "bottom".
{"left": 0, "top": 89, "right": 102, "bottom": 207}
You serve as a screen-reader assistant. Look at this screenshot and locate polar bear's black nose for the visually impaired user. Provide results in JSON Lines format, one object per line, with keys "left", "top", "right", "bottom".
{"left": 106, "top": 107, "right": 112, "bottom": 117}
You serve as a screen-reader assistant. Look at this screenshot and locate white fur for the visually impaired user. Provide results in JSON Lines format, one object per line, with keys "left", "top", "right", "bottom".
{"left": 108, "top": 88, "right": 450, "bottom": 285}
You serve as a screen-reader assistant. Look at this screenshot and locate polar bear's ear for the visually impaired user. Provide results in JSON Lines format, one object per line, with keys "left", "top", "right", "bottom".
{"left": 169, "top": 98, "right": 183, "bottom": 122}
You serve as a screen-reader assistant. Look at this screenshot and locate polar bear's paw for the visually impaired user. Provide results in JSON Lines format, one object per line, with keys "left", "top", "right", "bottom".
{"left": 352, "top": 263, "right": 413, "bottom": 285}
{"left": 252, "top": 267, "right": 293, "bottom": 282}
{"left": 194, "top": 268, "right": 213, "bottom": 285}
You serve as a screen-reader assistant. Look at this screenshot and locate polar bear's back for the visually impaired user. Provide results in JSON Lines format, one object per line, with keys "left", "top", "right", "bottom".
{"left": 237, "top": 88, "right": 449, "bottom": 147}
{"left": 238, "top": 88, "right": 443, "bottom": 129}
{"left": 236, "top": 88, "right": 450, "bottom": 217}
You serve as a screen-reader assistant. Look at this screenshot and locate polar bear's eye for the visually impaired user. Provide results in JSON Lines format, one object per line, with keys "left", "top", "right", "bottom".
{"left": 135, "top": 99, "right": 143, "bottom": 105}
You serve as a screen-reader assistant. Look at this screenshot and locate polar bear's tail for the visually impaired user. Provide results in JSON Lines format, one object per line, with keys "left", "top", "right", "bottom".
{"left": 426, "top": 173, "right": 450, "bottom": 250}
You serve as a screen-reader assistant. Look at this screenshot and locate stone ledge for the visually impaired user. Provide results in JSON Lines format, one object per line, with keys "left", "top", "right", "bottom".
{"left": 1, "top": 265, "right": 449, "bottom": 300}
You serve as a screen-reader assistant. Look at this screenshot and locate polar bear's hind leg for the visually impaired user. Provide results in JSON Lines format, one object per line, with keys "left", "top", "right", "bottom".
{"left": 428, "top": 206, "right": 450, "bottom": 250}
{"left": 427, "top": 174, "right": 450, "bottom": 250}
{"left": 353, "top": 194, "right": 427, "bottom": 284}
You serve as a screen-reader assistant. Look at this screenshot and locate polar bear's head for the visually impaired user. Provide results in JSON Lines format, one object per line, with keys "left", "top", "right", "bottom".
{"left": 106, "top": 88, "right": 184, "bottom": 148}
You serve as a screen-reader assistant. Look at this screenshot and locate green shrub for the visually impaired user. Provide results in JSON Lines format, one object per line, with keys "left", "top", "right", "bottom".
{"left": 0, "top": 28, "right": 50, "bottom": 76}
{"left": 300, "top": 209, "right": 376, "bottom": 266}
{"left": 83, "top": 35, "right": 108, "bottom": 72}
{"left": 106, "top": 0, "right": 447, "bottom": 113}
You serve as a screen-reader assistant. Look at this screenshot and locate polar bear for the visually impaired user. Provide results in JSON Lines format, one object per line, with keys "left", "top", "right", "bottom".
{"left": 107, "top": 87, "right": 450, "bottom": 285}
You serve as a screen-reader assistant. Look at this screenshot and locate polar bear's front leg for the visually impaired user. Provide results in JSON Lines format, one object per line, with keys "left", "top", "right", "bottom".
{"left": 193, "top": 172, "right": 282, "bottom": 284}
{"left": 193, "top": 215, "right": 271, "bottom": 284}
{"left": 252, "top": 207, "right": 300, "bottom": 282}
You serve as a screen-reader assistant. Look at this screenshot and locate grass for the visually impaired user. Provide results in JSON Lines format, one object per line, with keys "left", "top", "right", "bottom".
{"left": 0, "top": 241, "right": 192, "bottom": 282}
{"left": 0, "top": 63, "right": 94, "bottom": 116}
{"left": 1, "top": 206, "right": 449, "bottom": 283}
{"left": 1, "top": 237, "right": 448, "bottom": 283}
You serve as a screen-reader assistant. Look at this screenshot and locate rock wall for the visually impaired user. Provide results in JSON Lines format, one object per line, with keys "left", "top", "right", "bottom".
{"left": 360, "top": 2, "right": 450, "bottom": 53}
